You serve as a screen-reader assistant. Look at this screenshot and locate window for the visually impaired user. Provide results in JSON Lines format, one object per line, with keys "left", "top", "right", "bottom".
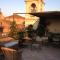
{"left": 30, "top": 3, "right": 37, "bottom": 13}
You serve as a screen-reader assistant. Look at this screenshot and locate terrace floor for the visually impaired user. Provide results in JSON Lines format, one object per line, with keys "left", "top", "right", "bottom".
{"left": 22, "top": 46, "right": 60, "bottom": 60}
{"left": 0, "top": 45, "right": 60, "bottom": 60}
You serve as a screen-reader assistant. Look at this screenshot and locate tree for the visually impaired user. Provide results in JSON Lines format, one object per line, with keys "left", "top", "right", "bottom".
{"left": 9, "top": 21, "right": 18, "bottom": 40}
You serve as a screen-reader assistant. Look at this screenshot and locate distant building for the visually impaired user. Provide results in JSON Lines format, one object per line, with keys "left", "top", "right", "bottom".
{"left": 0, "top": 11, "right": 10, "bottom": 33}
{"left": 5, "top": 14, "right": 25, "bottom": 30}
{"left": 0, "top": 11, "right": 25, "bottom": 34}
{"left": 25, "top": 0, "right": 44, "bottom": 26}
{"left": 5, "top": 14, "right": 25, "bottom": 24}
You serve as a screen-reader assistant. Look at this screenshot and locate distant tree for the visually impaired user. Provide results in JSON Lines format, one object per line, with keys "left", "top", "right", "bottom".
{"left": 9, "top": 21, "right": 19, "bottom": 40}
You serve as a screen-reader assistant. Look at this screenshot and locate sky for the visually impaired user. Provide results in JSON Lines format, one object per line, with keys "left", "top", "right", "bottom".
{"left": 45, "top": 0, "right": 60, "bottom": 11}
{"left": 0, "top": 0, "right": 60, "bottom": 16}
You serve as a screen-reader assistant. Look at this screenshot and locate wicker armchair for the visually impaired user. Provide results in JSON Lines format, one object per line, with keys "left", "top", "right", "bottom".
{"left": 1, "top": 47, "right": 22, "bottom": 60}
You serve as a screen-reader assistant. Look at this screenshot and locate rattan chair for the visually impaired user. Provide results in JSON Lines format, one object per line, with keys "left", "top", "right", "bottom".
{"left": 1, "top": 47, "right": 22, "bottom": 60}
